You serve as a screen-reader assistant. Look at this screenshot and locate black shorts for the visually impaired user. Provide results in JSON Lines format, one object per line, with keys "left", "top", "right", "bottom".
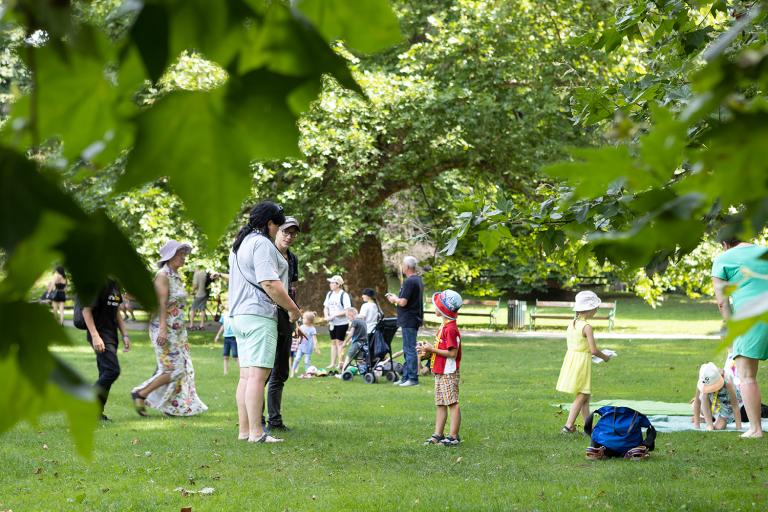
{"left": 329, "top": 324, "right": 349, "bottom": 341}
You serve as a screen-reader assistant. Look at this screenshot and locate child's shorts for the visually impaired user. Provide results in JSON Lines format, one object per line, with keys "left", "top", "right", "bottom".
{"left": 434, "top": 372, "right": 459, "bottom": 406}
{"left": 347, "top": 340, "right": 364, "bottom": 358}
{"left": 223, "top": 336, "right": 238, "bottom": 358}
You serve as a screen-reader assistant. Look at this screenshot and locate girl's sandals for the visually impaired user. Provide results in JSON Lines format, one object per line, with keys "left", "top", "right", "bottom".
{"left": 423, "top": 434, "right": 444, "bottom": 445}
{"left": 624, "top": 446, "right": 649, "bottom": 460}
{"left": 248, "top": 433, "right": 283, "bottom": 444}
{"left": 441, "top": 436, "right": 460, "bottom": 446}
{"left": 561, "top": 425, "right": 577, "bottom": 434}
{"left": 130, "top": 390, "right": 148, "bottom": 417}
{"left": 585, "top": 446, "right": 606, "bottom": 460}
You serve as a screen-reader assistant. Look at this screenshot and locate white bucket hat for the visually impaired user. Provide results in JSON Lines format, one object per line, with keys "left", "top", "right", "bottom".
{"left": 327, "top": 275, "right": 344, "bottom": 286}
{"left": 573, "top": 291, "right": 601, "bottom": 312}
{"left": 157, "top": 240, "right": 192, "bottom": 267}
{"left": 698, "top": 362, "right": 724, "bottom": 394}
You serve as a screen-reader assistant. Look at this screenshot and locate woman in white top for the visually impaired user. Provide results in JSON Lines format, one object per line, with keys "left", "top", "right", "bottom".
{"left": 359, "top": 288, "right": 383, "bottom": 334}
{"left": 323, "top": 275, "right": 351, "bottom": 372}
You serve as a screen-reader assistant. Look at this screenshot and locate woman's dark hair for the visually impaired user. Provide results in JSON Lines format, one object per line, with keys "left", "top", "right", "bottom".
{"left": 232, "top": 201, "right": 286, "bottom": 252}
{"left": 54, "top": 266, "right": 66, "bottom": 277}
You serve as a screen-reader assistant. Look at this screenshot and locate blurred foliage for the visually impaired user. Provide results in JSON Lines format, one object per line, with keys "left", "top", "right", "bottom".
{"left": 447, "top": 1, "right": 768, "bottom": 311}
{"left": 0, "top": 0, "right": 400, "bottom": 453}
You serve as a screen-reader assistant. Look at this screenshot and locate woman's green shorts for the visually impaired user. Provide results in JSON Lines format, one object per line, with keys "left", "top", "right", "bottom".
{"left": 231, "top": 314, "right": 278, "bottom": 368}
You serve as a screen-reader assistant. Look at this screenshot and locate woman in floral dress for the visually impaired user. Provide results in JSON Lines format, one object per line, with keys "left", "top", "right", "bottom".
{"left": 131, "top": 240, "right": 207, "bottom": 417}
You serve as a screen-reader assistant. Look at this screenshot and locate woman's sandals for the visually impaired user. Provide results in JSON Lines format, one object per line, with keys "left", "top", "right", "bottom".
{"left": 248, "top": 433, "right": 283, "bottom": 444}
{"left": 130, "top": 390, "right": 148, "bottom": 417}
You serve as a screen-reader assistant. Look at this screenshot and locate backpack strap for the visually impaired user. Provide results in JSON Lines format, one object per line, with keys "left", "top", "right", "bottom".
{"left": 584, "top": 408, "right": 598, "bottom": 435}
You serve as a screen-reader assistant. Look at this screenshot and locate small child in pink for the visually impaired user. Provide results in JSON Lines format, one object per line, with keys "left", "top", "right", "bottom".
{"left": 418, "top": 289, "right": 463, "bottom": 446}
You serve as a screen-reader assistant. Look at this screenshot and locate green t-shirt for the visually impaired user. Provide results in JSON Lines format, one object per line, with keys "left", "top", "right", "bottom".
{"left": 711, "top": 245, "right": 768, "bottom": 310}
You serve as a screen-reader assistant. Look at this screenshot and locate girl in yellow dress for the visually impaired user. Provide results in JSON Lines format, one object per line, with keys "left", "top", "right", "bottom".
{"left": 557, "top": 291, "right": 612, "bottom": 433}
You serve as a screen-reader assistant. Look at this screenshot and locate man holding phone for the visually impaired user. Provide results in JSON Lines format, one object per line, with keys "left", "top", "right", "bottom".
{"left": 386, "top": 255, "right": 424, "bottom": 387}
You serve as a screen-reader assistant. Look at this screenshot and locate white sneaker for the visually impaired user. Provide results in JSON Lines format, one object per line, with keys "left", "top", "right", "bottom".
{"left": 399, "top": 380, "right": 419, "bottom": 387}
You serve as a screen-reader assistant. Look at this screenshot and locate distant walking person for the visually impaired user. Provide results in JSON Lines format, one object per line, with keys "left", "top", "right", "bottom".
{"left": 229, "top": 202, "right": 300, "bottom": 444}
{"left": 48, "top": 266, "right": 67, "bottom": 325}
{"left": 386, "top": 256, "right": 424, "bottom": 387}
{"left": 324, "top": 275, "right": 352, "bottom": 372}
{"left": 189, "top": 265, "right": 211, "bottom": 330}
{"left": 82, "top": 279, "right": 131, "bottom": 421}
{"left": 712, "top": 236, "right": 768, "bottom": 438}
{"left": 131, "top": 240, "right": 207, "bottom": 417}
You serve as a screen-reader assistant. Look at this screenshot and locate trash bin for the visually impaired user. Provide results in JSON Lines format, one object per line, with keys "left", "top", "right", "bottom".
{"left": 507, "top": 300, "right": 527, "bottom": 330}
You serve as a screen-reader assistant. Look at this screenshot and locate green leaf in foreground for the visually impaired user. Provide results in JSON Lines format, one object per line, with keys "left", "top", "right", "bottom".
{"left": 294, "top": 0, "right": 403, "bottom": 54}
{"left": 719, "top": 291, "right": 768, "bottom": 351}
{"left": 117, "top": 91, "right": 261, "bottom": 245}
{"left": 0, "top": 351, "right": 98, "bottom": 458}
{"left": 0, "top": 147, "right": 156, "bottom": 308}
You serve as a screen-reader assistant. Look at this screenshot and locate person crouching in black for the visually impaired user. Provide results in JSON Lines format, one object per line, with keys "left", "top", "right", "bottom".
{"left": 82, "top": 279, "right": 131, "bottom": 421}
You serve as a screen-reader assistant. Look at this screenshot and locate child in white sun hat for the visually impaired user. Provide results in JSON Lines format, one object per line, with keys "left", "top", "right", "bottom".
{"left": 556, "top": 291, "right": 615, "bottom": 434}
{"left": 692, "top": 362, "right": 743, "bottom": 431}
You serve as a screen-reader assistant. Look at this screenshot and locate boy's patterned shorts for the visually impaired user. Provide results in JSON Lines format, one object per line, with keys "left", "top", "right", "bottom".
{"left": 434, "top": 372, "right": 460, "bottom": 406}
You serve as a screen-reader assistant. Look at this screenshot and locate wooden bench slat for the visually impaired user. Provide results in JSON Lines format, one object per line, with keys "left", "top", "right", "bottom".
{"left": 463, "top": 300, "right": 499, "bottom": 307}
{"left": 536, "top": 301, "right": 615, "bottom": 308}
{"left": 530, "top": 314, "right": 612, "bottom": 320}
{"left": 530, "top": 299, "right": 617, "bottom": 332}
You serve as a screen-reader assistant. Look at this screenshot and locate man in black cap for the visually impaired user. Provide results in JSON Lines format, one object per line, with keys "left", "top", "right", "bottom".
{"left": 266, "top": 216, "right": 301, "bottom": 431}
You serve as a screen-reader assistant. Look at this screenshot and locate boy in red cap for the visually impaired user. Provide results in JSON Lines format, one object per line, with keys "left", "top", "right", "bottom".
{"left": 418, "top": 289, "right": 463, "bottom": 446}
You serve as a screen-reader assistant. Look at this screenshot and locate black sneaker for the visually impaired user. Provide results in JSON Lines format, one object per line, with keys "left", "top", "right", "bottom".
{"left": 269, "top": 424, "right": 291, "bottom": 432}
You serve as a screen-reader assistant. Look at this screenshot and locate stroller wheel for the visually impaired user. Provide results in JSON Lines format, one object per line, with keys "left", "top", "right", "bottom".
{"left": 363, "top": 373, "right": 376, "bottom": 384}
{"left": 342, "top": 371, "right": 354, "bottom": 381}
{"left": 385, "top": 371, "right": 398, "bottom": 382}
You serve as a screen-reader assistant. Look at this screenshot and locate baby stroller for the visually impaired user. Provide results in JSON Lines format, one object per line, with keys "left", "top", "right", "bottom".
{"left": 341, "top": 317, "right": 401, "bottom": 384}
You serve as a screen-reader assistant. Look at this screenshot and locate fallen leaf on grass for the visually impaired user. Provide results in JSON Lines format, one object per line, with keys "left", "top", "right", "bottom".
{"left": 33, "top": 468, "right": 43, "bottom": 474}
{"left": 42, "top": 444, "right": 48, "bottom": 450}
{"left": 455, "top": 457, "right": 463, "bottom": 463}
{"left": 174, "top": 487, "right": 215, "bottom": 497}
{"left": 180, "top": 507, "right": 192, "bottom": 512}
{"left": 131, "top": 439, "right": 140, "bottom": 445}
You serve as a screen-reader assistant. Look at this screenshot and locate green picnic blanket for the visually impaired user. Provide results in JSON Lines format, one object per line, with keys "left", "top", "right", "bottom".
{"left": 554, "top": 399, "right": 692, "bottom": 416}
{"left": 554, "top": 399, "right": 768, "bottom": 432}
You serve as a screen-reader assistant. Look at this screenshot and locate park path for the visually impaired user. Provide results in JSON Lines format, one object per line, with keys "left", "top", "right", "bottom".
{"left": 71, "top": 319, "right": 718, "bottom": 341}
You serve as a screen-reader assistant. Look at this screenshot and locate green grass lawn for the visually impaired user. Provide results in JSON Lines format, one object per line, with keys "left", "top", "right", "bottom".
{"left": 2, "top": 326, "right": 767, "bottom": 511}
{"left": 426, "top": 295, "right": 723, "bottom": 335}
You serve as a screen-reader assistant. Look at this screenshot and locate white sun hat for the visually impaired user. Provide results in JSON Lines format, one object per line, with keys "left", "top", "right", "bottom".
{"left": 698, "top": 362, "right": 725, "bottom": 394}
{"left": 573, "top": 291, "right": 601, "bottom": 312}
{"left": 157, "top": 240, "right": 192, "bottom": 267}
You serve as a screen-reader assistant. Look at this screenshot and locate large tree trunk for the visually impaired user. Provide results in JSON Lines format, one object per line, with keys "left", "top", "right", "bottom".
{"left": 297, "top": 234, "right": 396, "bottom": 317}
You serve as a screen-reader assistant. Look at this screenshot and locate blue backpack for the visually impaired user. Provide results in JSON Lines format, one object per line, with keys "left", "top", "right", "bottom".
{"left": 584, "top": 406, "right": 657, "bottom": 457}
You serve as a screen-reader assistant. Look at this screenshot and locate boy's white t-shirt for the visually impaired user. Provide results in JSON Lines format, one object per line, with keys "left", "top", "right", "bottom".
{"left": 359, "top": 301, "right": 381, "bottom": 333}
{"left": 323, "top": 290, "right": 351, "bottom": 326}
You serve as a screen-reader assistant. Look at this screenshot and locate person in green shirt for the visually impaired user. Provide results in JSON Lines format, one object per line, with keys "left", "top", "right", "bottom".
{"left": 712, "top": 237, "right": 768, "bottom": 438}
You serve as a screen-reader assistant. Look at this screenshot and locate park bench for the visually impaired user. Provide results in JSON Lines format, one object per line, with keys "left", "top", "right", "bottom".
{"left": 461, "top": 298, "right": 501, "bottom": 328}
{"left": 426, "top": 297, "right": 501, "bottom": 328}
{"left": 528, "top": 300, "right": 617, "bottom": 331}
